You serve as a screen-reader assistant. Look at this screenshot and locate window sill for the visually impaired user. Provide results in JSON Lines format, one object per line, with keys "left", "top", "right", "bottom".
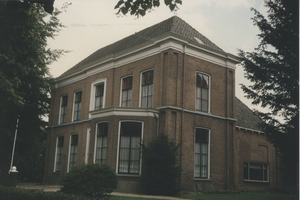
{"left": 52, "top": 172, "right": 61, "bottom": 174}
{"left": 194, "top": 178, "right": 211, "bottom": 182}
{"left": 117, "top": 174, "right": 140, "bottom": 178}
{"left": 243, "top": 179, "right": 269, "bottom": 183}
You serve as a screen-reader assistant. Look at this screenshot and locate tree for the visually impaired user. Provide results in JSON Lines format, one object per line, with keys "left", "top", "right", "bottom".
{"left": 140, "top": 134, "right": 182, "bottom": 196}
{"left": 239, "top": 0, "right": 299, "bottom": 187}
{"left": 115, "top": 0, "right": 182, "bottom": 17}
{"left": 0, "top": 1, "right": 66, "bottom": 182}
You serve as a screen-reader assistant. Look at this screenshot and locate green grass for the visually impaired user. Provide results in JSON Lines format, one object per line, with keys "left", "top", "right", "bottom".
{"left": 177, "top": 192, "right": 297, "bottom": 200}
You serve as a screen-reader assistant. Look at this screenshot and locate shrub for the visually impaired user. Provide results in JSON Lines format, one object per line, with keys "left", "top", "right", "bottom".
{"left": 61, "top": 163, "right": 118, "bottom": 198}
{"left": 0, "top": 186, "right": 94, "bottom": 200}
{"left": 140, "top": 134, "right": 182, "bottom": 196}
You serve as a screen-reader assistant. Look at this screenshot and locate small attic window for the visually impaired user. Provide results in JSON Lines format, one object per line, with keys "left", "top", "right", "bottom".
{"left": 194, "top": 37, "right": 204, "bottom": 45}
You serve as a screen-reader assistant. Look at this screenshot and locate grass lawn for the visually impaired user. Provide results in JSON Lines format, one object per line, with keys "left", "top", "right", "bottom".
{"left": 177, "top": 192, "right": 297, "bottom": 200}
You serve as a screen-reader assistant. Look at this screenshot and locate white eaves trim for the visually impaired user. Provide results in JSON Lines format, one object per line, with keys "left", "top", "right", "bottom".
{"left": 52, "top": 36, "right": 240, "bottom": 89}
{"left": 89, "top": 107, "right": 159, "bottom": 119}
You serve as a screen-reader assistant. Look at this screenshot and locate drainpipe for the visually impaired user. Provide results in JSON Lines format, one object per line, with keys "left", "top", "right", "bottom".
{"left": 154, "top": 113, "right": 159, "bottom": 138}
{"left": 225, "top": 59, "right": 228, "bottom": 189}
{"left": 180, "top": 44, "right": 187, "bottom": 187}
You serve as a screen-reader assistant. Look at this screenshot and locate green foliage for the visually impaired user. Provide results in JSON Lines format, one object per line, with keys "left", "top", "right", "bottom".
{"left": 115, "top": 0, "right": 182, "bottom": 17}
{"left": 61, "top": 164, "right": 118, "bottom": 198}
{"left": 0, "top": 186, "right": 100, "bottom": 200}
{"left": 140, "top": 134, "right": 181, "bottom": 196}
{"left": 238, "top": 0, "right": 298, "bottom": 187}
{"left": 0, "top": 2, "right": 67, "bottom": 182}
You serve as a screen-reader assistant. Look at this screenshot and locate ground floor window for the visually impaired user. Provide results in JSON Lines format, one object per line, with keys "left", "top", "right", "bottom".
{"left": 243, "top": 162, "right": 269, "bottom": 182}
{"left": 118, "top": 121, "right": 142, "bottom": 175}
{"left": 69, "top": 134, "right": 78, "bottom": 169}
{"left": 95, "top": 122, "right": 108, "bottom": 164}
{"left": 194, "top": 128, "right": 210, "bottom": 179}
{"left": 54, "top": 136, "right": 64, "bottom": 172}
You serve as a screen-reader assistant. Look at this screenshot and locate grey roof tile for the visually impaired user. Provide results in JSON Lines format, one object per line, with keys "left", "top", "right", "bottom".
{"left": 58, "top": 16, "right": 223, "bottom": 79}
{"left": 235, "top": 97, "right": 264, "bottom": 132}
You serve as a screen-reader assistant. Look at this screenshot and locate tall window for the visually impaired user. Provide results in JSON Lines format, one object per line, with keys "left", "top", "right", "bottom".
{"left": 69, "top": 134, "right": 78, "bottom": 169}
{"left": 118, "top": 121, "right": 142, "bottom": 175}
{"left": 73, "top": 91, "right": 82, "bottom": 121}
{"left": 141, "top": 70, "right": 153, "bottom": 108}
{"left": 95, "top": 84, "right": 104, "bottom": 109}
{"left": 244, "top": 162, "right": 269, "bottom": 182}
{"left": 196, "top": 73, "right": 210, "bottom": 112}
{"left": 59, "top": 95, "right": 68, "bottom": 124}
{"left": 54, "top": 136, "right": 64, "bottom": 172}
{"left": 121, "top": 76, "right": 132, "bottom": 107}
{"left": 194, "top": 128, "right": 210, "bottom": 179}
{"left": 95, "top": 122, "right": 108, "bottom": 164}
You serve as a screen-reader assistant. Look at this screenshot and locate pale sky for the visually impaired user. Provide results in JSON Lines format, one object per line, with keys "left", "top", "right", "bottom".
{"left": 47, "top": 0, "right": 268, "bottom": 111}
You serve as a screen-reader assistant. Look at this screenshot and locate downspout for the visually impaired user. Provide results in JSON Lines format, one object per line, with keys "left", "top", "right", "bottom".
{"left": 154, "top": 113, "right": 159, "bottom": 138}
{"left": 180, "top": 44, "right": 187, "bottom": 187}
{"left": 225, "top": 60, "right": 228, "bottom": 189}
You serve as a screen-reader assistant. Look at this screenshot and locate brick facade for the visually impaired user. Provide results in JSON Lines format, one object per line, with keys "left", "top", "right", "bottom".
{"left": 43, "top": 16, "right": 282, "bottom": 193}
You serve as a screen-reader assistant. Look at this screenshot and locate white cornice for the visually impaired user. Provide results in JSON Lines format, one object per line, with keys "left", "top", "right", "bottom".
{"left": 89, "top": 107, "right": 159, "bottom": 119}
{"left": 51, "top": 35, "right": 240, "bottom": 89}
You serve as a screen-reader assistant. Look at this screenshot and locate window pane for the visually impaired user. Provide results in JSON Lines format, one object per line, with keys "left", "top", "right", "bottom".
{"left": 202, "top": 88, "right": 208, "bottom": 100}
{"left": 202, "top": 75, "right": 209, "bottom": 88}
{"left": 196, "top": 73, "right": 202, "bottom": 86}
{"left": 202, "top": 100, "right": 208, "bottom": 112}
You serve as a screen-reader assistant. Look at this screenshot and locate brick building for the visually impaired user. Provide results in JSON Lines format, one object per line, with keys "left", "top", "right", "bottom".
{"left": 43, "top": 16, "right": 282, "bottom": 193}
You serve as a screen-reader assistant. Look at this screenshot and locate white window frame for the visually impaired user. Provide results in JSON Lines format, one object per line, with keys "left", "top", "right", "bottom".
{"left": 85, "top": 128, "right": 90, "bottom": 164}
{"left": 58, "top": 95, "right": 68, "bottom": 124}
{"left": 72, "top": 90, "right": 82, "bottom": 122}
{"left": 53, "top": 135, "right": 64, "bottom": 172}
{"left": 119, "top": 75, "right": 133, "bottom": 107}
{"left": 89, "top": 79, "right": 107, "bottom": 112}
{"left": 195, "top": 72, "right": 211, "bottom": 113}
{"left": 67, "top": 134, "right": 78, "bottom": 172}
{"left": 93, "top": 122, "right": 108, "bottom": 164}
{"left": 139, "top": 69, "right": 154, "bottom": 108}
{"left": 116, "top": 120, "right": 144, "bottom": 176}
{"left": 243, "top": 162, "right": 269, "bottom": 182}
{"left": 194, "top": 127, "right": 211, "bottom": 180}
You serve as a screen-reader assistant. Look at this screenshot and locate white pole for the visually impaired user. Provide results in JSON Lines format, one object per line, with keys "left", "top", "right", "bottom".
{"left": 9, "top": 116, "right": 20, "bottom": 174}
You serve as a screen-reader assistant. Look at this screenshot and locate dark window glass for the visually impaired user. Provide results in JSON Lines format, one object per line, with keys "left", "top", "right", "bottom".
{"left": 55, "top": 136, "right": 64, "bottom": 172}
{"left": 118, "top": 122, "right": 142, "bottom": 175}
{"left": 195, "top": 128, "right": 209, "bottom": 178}
{"left": 69, "top": 134, "right": 78, "bottom": 169}
{"left": 122, "top": 77, "right": 132, "bottom": 107}
{"left": 141, "top": 70, "right": 153, "bottom": 108}
{"left": 95, "top": 122, "right": 108, "bottom": 164}
{"left": 60, "top": 95, "right": 68, "bottom": 124}
{"left": 73, "top": 91, "right": 82, "bottom": 121}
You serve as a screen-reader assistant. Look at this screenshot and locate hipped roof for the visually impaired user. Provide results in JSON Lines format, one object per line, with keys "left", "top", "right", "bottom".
{"left": 58, "top": 16, "right": 223, "bottom": 79}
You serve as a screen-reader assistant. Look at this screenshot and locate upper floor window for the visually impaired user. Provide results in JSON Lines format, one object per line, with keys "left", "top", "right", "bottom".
{"left": 73, "top": 91, "right": 82, "bottom": 121}
{"left": 118, "top": 121, "right": 143, "bottom": 175}
{"left": 95, "top": 122, "right": 108, "bottom": 164}
{"left": 141, "top": 70, "right": 153, "bottom": 108}
{"left": 68, "top": 134, "right": 78, "bottom": 171}
{"left": 194, "top": 128, "right": 210, "bottom": 179}
{"left": 196, "top": 73, "right": 210, "bottom": 112}
{"left": 59, "top": 95, "right": 68, "bottom": 124}
{"left": 244, "top": 162, "right": 269, "bottom": 182}
{"left": 121, "top": 76, "right": 132, "bottom": 107}
{"left": 95, "top": 84, "right": 104, "bottom": 110}
{"left": 54, "top": 136, "right": 64, "bottom": 172}
{"left": 90, "top": 79, "right": 106, "bottom": 112}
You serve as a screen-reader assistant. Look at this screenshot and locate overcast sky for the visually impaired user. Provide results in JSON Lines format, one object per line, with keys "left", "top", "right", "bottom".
{"left": 47, "top": 0, "right": 268, "bottom": 111}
